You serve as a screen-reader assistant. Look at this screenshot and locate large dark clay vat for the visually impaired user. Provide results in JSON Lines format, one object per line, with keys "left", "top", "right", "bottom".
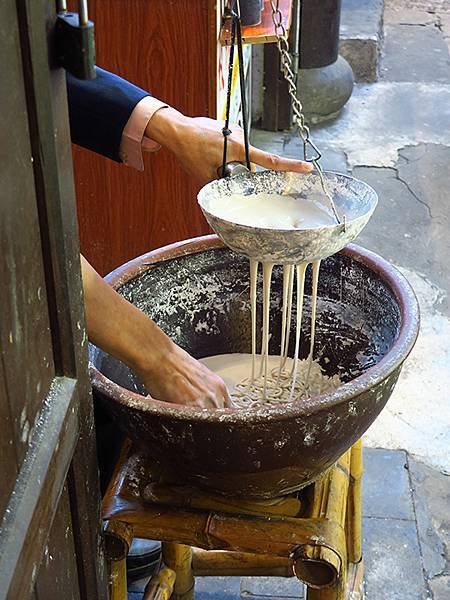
{"left": 90, "top": 236, "right": 419, "bottom": 498}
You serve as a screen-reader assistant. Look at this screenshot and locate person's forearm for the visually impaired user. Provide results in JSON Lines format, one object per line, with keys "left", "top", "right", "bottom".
{"left": 79, "top": 255, "right": 228, "bottom": 408}
{"left": 144, "top": 107, "right": 312, "bottom": 185}
{"left": 80, "top": 254, "right": 171, "bottom": 375}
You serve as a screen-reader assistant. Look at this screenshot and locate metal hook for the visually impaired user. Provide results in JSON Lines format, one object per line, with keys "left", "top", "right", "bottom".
{"left": 302, "top": 138, "right": 322, "bottom": 163}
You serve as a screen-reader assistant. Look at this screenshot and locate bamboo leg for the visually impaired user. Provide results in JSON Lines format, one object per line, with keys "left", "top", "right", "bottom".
{"left": 109, "top": 558, "right": 127, "bottom": 600}
{"left": 346, "top": 439, "right": 363, "bottom": 564}
{"left": 162, "top": 542, "right": 194, "bottom": 600}
{"left": 294, "top": 451, "right": 350, "bottom": 589}
{"left": 143, "top": 567, "right": 176, "bottom": 600}
{"left": 305, "top": 557, "right": 346, "bottom": 600}
{"left": 103, "top": 519, "right": 134, "bottom": 561}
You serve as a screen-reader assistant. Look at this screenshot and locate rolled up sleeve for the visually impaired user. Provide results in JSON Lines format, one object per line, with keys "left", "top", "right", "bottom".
{"left": 119, "top": 96, "right": 168, "bottom": 170}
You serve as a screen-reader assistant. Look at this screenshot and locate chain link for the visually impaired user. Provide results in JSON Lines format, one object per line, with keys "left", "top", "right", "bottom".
{"left": 270, "top": 1, "right": 315, "bottom": 157}
{"left": 269, "top": 0, "right": 343, "bottom": 226}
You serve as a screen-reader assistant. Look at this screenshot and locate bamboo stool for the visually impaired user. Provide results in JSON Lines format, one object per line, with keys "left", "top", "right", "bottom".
{"left": 103, "top": 439, "right": 364, "bottom": 600}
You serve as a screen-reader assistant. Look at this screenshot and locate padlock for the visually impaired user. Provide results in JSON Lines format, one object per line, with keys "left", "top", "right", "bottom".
{"left": 55, "top": 0, "right": 96, "bottom": 80}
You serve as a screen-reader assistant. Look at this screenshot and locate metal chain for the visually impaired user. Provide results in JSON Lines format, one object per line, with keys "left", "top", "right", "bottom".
{"left": 269, "top": 0, "right": 343, "bottom": 226}
{"left": 221, "top": 1, "right": 252, "bottom": 176}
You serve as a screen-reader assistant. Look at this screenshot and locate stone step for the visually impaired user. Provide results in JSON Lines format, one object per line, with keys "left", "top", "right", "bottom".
{"left": 339, "top": 0, "right": 384, "bottom": 82}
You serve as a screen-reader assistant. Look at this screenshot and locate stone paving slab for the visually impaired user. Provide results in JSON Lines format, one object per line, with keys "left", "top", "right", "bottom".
{"left": 429, "top": 575, "right": 450, "bottom": 599}
{"left": 363, "top": 448, "right": 414, "bottom": 520}
{"left": 440, "top": 14, "right": 450, "bottom": 53}
{"left": 240, "top": 576, "right": 304, "bottom": 598}
{"left": 196, "top": 576, "right": 242, "bottom": 599}
{"left": 340, "top": 0, "right": 384, "bottom": 40}
{"left": 339, "top": 0, "right": 384, "bottom": 82}
{"left": 363, "top": 517, "right": 427, "bottom": 599}
{"left": 390, "top": 0, "right": 450, "bottom": 12}
{"left": 381, "top": 24, "right": 450, "bottom": 83}
{"left": 408, "top": 458, "right": 450, "bottom": 582}
{"left": 362, "top": 258, "right": 450, "bottom": 476}
{"left": 282, "top": 142, "right": 349, "bottom": 174}
{"left": 353, "top": 143, "right": 450, "bottom": 311}
{"left": 384, "top": 5, "right": 438, "bottom": 27}
{"left": 308, "top": 82, "right": 450, "bottom": 168}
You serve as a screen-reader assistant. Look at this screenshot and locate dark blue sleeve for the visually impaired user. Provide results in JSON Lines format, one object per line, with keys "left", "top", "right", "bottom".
{"left": 66, "top": 67, "right": 150, "bottom": 162}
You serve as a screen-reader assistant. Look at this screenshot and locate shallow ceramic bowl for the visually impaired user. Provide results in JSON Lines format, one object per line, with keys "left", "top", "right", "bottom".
{"left": 198, "top": 170, "right": 378, "bottom": 264}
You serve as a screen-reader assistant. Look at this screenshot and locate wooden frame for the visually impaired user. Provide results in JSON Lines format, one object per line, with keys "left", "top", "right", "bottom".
{"left": 220, "top": 0, "right": 293, "bottom": 45}
{"left": 102, "top": 441, "right": 364, "bottom": 600}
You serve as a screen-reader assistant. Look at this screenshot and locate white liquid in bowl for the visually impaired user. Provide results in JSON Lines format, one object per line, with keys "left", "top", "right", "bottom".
{"left": 207, "top": 191, "right": 335, "bottom": 229}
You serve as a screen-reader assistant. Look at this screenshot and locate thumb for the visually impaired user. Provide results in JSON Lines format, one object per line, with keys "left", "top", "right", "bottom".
{"left": 249, "top": 146, "right": 313, "bottom": 174}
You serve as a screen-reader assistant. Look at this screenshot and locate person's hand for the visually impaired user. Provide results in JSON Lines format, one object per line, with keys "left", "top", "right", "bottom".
{"left": 136, "top": 342, "right": 230, "bottom": 410}
{"left": 81, "top": 255, "right": 229, "bottom": 410}
{"left": 144, "top": 107, "right": 313, "bottom": 185}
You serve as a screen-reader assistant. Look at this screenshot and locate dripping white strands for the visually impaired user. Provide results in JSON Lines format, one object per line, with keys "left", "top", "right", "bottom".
{"left": 277, "top": 264, "right": 294, "bottom": 381}
{"left": 197, "top": 189, "right": 347, "bottom": 408}
{"left": 261, "top": 262, "right": 274, "bottom": 399}
{"left": 217, "top": 258, "right": 336, "bottom": 409}
{"left": 250, "top": 258, "right": 258, "bottom": 381}
{"left": 288, "top": 263, "right": 307, "bottom": 402}
{"left": 304, "top": 261, "right": 321, "bottom": 393}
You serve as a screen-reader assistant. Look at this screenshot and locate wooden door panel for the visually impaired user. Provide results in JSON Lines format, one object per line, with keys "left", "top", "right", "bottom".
{"left": 0, "top": 0, "right": 107, "bottom": 598}
{"left": 35, "top": 484, "right": 82, "bottom": 600}
{"left": 0, "top": 360, "right": 18, "bottom": 520}
{"left": 0, "top": 0, "right": 55, "bottom": 465}
{"left": 0, "top": 377, "right": 80, "bottom": 598}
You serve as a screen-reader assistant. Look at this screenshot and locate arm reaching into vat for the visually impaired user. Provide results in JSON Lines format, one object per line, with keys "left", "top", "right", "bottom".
{"left": 80, "top": 256, "right": 229, "bottom": 409}
{"left": 144, "top": 107, "right": 313, "bottom": 185}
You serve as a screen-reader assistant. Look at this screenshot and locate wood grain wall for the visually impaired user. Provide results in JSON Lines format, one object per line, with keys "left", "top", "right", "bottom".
{"left": 71, "top": 1, "right": 217, "bottom": 275}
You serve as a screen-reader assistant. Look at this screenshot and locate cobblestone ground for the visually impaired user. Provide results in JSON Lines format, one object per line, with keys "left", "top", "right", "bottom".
{"left": 129, "top": 1, "right": 450, "bottom": 598}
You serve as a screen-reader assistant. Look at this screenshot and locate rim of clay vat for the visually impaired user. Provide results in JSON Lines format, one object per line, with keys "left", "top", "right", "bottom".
{"left": 89, "top": 235, "right": 420, "bottom": 424}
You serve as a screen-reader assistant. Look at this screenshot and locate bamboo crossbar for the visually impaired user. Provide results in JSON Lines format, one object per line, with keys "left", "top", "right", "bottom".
{"left": 191, "top": 549, "right": 293, "bottom": 577}
{"left": 144, "top": 483, "right": 302, "bottom": 517}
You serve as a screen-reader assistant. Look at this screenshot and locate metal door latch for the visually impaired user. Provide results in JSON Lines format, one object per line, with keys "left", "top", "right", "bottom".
{"left": 55, "top": 0, "right": 96, "bottom": 80}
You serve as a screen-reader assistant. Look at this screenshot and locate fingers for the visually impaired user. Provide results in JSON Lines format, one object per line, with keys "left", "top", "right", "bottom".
{"left": 223, "top": 392, "right": 234, "bottom": 409}
{"left": 218, "top": 381, "right": 231, "bottom": 409}
{"left": 249, "top": 145, "right": 313, "bottom": 174}
{"left": 203, "top": 378, "right": 230, "bottom": 410}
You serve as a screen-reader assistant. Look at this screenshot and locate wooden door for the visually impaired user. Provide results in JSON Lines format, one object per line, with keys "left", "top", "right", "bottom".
{"left": 71, "top": 0, "right": 218, "bottom": 275}
{"left": 0, "top": 1, "right": 107, "bottom": 598}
